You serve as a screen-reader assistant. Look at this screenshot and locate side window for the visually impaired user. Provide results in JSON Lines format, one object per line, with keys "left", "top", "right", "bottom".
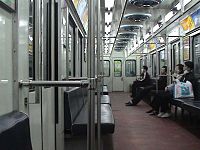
{"left": 114, "top": 60, "right": 122, "bottom": 77}
{"left": 29, "top": 0, "right": 35, "bottom": 80}
{"left": 125, "top": 60, "right": 136, "bottom": 77}
{"left": 152, "top": 53, "right": 157, "bottom": 77}
{"left": 159, "top": 50, "right": 166, "bottom": 72}
{"left": 103, "top": 60, "right": 110, "bottom": 77}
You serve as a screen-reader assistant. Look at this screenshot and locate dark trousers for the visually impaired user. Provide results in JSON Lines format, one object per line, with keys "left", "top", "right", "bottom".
{"left": 152, "top": 91, "right": 171, "bottom": 113}
{"left": 131, "top": 80, "right": 149, "bottom": 97}
{"left": 132, "top": 87, "right": 152, "bottom": 105}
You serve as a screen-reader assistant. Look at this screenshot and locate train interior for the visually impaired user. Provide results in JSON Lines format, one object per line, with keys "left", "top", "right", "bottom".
{"left": 0, "top": 0, "right": 200, "bottom": 150}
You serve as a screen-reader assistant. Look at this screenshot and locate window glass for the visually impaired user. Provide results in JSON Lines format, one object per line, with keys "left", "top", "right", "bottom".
{"left": 125, "top": 60, "right": 136, "bottom": 77}
{"left": 152, "top": 54, "right": 157, "bottom": 77}
{"left": 114, "top": 60, "right": 122, "bottom": 77}
{"left": 103, "top": 60, "right": 110, "bottom": 77}
{"left": 28, "top": 0, "right": 34, "bottom": 79}
{"left": 159, "top": 50, "right": 166, "bottom": 72}
{"left": 68, "top": 25, "right": 73, "bottom": 76}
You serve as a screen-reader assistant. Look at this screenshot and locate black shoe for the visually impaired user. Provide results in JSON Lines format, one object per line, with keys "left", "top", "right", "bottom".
{"left": 130, "top": 95, "right": 133, "bottom": 98}
{"left": 146, "top": 109, "right": 153, "bottom": 113}
{"left": 149, "top": 111, "right": 158, "bottom": 116}
{"left": 125, "top": 102, "right": 136, "bottom": 106}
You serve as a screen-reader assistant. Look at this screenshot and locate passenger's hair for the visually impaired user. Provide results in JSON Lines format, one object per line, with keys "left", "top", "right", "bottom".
{"left": 162, "top": 66, "right": 167, "bottom": 72}
{"left": 176, "top": 64, "right": 184, "bottom": 72}
{"left": 143, "top": 66, "right": 148, "bottom": 71}
{"left": 184, "top": 61, "right": 194, "bottom": 70}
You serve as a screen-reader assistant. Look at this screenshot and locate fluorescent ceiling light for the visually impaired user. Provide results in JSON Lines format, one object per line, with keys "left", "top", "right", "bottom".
{"left": 165, "top": 11, "right": 174, "bottom": 22}
{"left": 105, "top": 25, "right": 111, "bottom": 33}
{"left": 144, "top": 33, "right": 150, "bottom": 40}
{"left": 183, "top": 0, "right": 191, "bottom": 6}
{"left": 105, "top": 0, "right": 115, "bottom": 10}
{"left": 153, "top": 24, "right": 160, "bottom": 32}
{"left": 105, "top": 12, "right": 113, "bottom": 24}
{"left": 62, "top": 17, "right": 66, "bottom": 25}
{"left": 175, "top": 2, "right": 181, "bottom": 10}
{"left": 189, "top": 30, "right": 200, "bottom": 36}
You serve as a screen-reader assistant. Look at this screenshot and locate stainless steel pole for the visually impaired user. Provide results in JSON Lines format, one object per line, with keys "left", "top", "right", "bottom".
{"left": 156, "top": 45, "right": 159, "bottom": 93}
{"left": 97, "top": 0, "right": 101, "bottom": 149}
{"left": 87, "top": 0, "right": 96, "bottom": 149}
{"left": 65, "top": 7, "right": 69, "bottom": 80}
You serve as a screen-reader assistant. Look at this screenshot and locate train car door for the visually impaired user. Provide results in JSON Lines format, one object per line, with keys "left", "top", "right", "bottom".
{"left": 112, "top": 59, "right": 124, "bottom": 91}
{"left": 0, "top": 6, "right": 13, "bottom": 115}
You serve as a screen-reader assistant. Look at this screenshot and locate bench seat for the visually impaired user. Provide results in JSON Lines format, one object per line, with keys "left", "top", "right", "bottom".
{"left": 0, "top": 111, "right": 32, "bottom": 150}
{"left": 72, "top": 104, "right": 115, "bottom": 135}
{"left": 182, "top": 101, "right": 200, "bottom": 116}
{"left": 100, "top": 95, "right": 111, "bottom": 105}
{"left": 64, "top": 87, "right": 115, "bottom": 136}
{"left": 95, "top": 85, "right": 108, "bottom": 95}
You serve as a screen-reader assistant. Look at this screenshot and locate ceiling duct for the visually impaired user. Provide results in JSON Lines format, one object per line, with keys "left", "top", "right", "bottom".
{"left": 129, "top": 0, "right": 161, "bottom": 7}
{"left": 114, "top": 47, "right": 124, "bottom": 52}
{"left": 124, "top": 13, "right": 151, "bottom": 22}
{"left": 118, "top": 32, "right": 137, "bottom": 38}
{"left": 120, "top": 24, "right": 143, "bottom": 31}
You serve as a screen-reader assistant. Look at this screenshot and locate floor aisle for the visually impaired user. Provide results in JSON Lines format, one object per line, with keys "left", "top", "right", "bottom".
{"left": 109, "top": 92, "right": 200, "bottom": 150}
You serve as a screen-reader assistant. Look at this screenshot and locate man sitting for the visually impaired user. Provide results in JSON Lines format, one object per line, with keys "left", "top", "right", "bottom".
{"left": 125, "top": 66, "right": 151, "bottom": 106}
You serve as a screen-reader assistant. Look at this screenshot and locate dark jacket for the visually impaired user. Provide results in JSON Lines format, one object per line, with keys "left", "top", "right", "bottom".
{"left": 157, "top": 76, "right": 167, "bottom": 90}
{"left": 140, "top": 72, "right": 150, "bottom": 84}
{"left": 180, "top": 71, "right": 195, "bottom": 84}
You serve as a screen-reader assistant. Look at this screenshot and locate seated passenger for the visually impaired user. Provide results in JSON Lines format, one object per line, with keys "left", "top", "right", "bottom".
{"left": 125, "top": 66, "right": 152, "bottom": 106}
{"left": 155, "top": 61, "right": 195, "bottom": 118}
{"left": 148, "top": 64, "right": 184, "bottom": 114}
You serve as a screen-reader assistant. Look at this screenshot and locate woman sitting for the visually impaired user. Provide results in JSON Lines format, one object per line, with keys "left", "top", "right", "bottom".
{"left": 147, "top": 63, "right": 185, "bottom": 116}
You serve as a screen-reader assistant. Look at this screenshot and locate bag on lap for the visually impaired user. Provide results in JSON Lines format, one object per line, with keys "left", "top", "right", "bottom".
{"left": 174, "top": 81, "right": 194, "bottom": 98}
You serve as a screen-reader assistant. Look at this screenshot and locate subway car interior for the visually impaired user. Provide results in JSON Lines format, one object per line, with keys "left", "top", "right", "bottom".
{"left": 1, "top": 0, "right": 200, "bottom": 150}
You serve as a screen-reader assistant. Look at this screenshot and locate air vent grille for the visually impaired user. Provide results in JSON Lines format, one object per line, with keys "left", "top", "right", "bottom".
{"left": 129, "top": 0, "right": 160, "bottom": 7}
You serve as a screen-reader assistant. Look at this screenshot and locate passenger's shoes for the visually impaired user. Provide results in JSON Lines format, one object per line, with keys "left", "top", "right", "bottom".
{"left": 157, "top": 112, "right": 164, "bottom": 117}
{"left": 146, "top": 109, "right": 153, "bottom": 113}
{"left": 161, "top": 113, "right": 171, "bottom": 118}
{"left": 125, "top": 102, "right": 135, "bottom": 106}
{"left": 149, "top": 111, "right": 158, "bottom": 116}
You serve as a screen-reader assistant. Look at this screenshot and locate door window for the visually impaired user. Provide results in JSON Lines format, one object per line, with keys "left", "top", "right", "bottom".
{"left": 114, "top": 60, "right": 122, "bottom": 77}
{"left": 103, "top": 60, "right": 110, "bottom": 77}
{"left": 28, "top": 0, "right": 35, "bottom": 80}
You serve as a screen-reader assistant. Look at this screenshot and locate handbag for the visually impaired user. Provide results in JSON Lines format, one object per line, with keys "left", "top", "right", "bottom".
{"left": 174, "top": 81, "right": 194, "bottom": 98}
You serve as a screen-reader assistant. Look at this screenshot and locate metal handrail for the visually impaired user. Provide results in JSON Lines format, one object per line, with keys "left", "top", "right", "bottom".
{"left": 19, "top": 80, "right": 89, "bottom": 87}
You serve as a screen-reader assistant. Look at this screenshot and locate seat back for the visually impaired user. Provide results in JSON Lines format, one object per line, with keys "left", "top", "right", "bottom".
{"left": 0, "top": 111, "right": 32, "bottom": 150}
{"left": 64, "top": 87, "right": 85, "bottom": 131}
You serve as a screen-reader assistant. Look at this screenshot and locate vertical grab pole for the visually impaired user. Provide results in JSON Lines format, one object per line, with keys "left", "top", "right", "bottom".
{"left": 87, "top": 0, "right": 96, "bottom": 149}
{"left": 65, "top": 7, "right": 69, "bottom": 80}
{"left": 166, "top": 36, "right": 169, "bottom": 82}
{"left": 155, "top": 44, "right": 159, "bottom": 93}
{"left": 97, "top": 0, "right": 101, "bottom": 149}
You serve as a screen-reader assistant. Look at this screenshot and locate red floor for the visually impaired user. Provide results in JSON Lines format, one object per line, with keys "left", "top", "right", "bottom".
{"left": 109, "top": 92, "right": 200, "bottom": 150}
